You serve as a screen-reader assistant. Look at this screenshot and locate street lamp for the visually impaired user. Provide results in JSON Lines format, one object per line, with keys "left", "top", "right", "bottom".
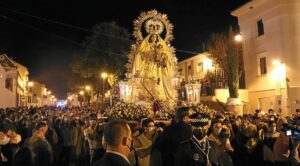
{"left": 47, "top": 91, "right": 51, "bottom": 95}
{"left": 101, "top": 72, "right": 108, "bottom": 102}
{"left": 28, "top": 81, "right": 34, "bottom": 87}
{"left": 85, "top": 85, "right": 91, "bottom": 105}
{"left": 85, "top": 85, "right": 91, "bottom": 91}
{"left": 272, "top": 59, "right": 286, "bottom": 115}
{"left": 234, "top": 34, "right": 242, "bottom": 42}
{"left": 79, "top": 90, "right": 85, "bottom": 96}
{"left": 272, "top": 60, "right": 286, "bottom": 94}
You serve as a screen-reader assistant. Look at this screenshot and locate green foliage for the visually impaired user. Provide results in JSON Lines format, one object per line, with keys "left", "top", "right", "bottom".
{"left": 70, "top": 22, "right": 132, "bottom": 97}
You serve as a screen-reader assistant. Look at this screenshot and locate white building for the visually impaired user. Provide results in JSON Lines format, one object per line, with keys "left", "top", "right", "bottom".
{"left": 12, "top": 60, "right": 30, "bottom": 107}
{"left": 0, "top": 54, "right": 18, "bottom": 108}
{"left": 66, "top": 92, "right": 81, "bottom": 107}
{"left": 27, "top": 81, "right": 49, "bottom": 107}
{"left": 232, "top": 0, "right": 300, "bottom": 115}
{"left": 177, "top": 52, "right": 215, "bottom": 82}
{"left": 177, "top": 52, "right": 248, "bottom": 106}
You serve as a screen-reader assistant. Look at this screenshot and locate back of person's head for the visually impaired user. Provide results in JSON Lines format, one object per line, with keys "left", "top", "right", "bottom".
{"left": 104, "top": 120, "right": 131, "bottom": 147}
{"left": 175, "top": 107, "right": 191, "bottom": 123}
{"left": 34, "top": 121, "right": 48, "bottom": 133}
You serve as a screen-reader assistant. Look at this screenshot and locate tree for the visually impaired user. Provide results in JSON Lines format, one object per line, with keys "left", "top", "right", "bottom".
{"left": 207, "top": 27, "right": 243, "bottom": 98}
{"left": 70, "top": 22, "right": 132, "bottom": 98}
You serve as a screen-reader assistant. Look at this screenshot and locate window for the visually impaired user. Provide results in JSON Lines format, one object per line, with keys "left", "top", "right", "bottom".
{"left": 197, "top": 63, "right": 203, "bottom": 73}
{"left": 260, "top": 57, "right": 267, "bottom": 75}
{"left": 257, "top": 19, "right": 264, "bottom": 36}
{"left": 188, "top": 65, "right": 191, "bottom": 70}
{"left": 5, "top": 78, "right": 13, "bottom": 91}
{"left": 28, "top": 96, "right": 32, "bottom": 103}
{"left": 178, "top": 68, "right": 182, "bottom": 75}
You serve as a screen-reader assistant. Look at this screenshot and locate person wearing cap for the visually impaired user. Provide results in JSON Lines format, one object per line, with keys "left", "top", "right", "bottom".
{"left": 174, "top": 112, "right": 213, "bottom": 166}
{"left": 156, "top": 107, "right": 193, "bottom": 166}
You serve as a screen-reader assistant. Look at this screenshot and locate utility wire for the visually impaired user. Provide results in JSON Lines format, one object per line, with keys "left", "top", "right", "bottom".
{"left": 0, "top": 14, "right": 120, "bottom": 72}
{"left": 0, "top": 6, "right": 93, "bottom": 33}
{"left": 0, "top": 6, "right": 200, "bottom": 55}
{"left": 0, "top": 6, "right": 131, "bottom": 42}
{"left": 0, "top": 14, "right": 123, "bottom": 56}
{"left": 176, "top": 49, "right": 200, "bottom": 55}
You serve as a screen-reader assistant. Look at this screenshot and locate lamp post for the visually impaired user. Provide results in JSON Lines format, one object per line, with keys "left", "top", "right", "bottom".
{"left": 85, "top": 85, "right": 91, "bottom": 105}
{"left": 234, "top": 34, "right": 242, "bottom": 42}
{"left": 27, "top": 81, "right": 34, "bottom": 106}
{"left": 79, "top": 90, "right": 85, "bottom": 106}
{"left": 101, "top": 72, "right": 108, "bottom": 103}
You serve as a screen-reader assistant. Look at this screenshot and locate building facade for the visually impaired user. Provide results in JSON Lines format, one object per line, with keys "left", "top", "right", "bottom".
{"left": 27, "top": 81, "right": 49, "bottom": 107}
{"left": 12, "top": 60, "right": 30, "bottom": 107}
{"left": 232, "top": 0, "right": 300, "bottom": 115}
{"left": 0, "top": 54, "right": 18, "bottom": 108}
{"left": 178, "top": 52, "right": 211, "bottom": 82}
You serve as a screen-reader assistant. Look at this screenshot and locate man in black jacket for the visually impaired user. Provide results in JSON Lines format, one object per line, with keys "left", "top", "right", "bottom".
{"left": 156, "top": 107, "right": 193, "bottom": 166}
{"left": 92, "top": 120, "right": 132, "bottom": 166}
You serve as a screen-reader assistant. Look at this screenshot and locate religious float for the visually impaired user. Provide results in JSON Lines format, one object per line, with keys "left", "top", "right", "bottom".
{"left": 106, "top": 10, "right": 215, "bottom": 121}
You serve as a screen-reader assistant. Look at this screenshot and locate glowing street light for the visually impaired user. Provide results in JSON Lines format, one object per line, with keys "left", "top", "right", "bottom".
{"left": 101, "top": 72, "right": 108, "bottom": 79}
{"left": 272, "top": 59, "right": 286, "bottom": 98}
{"left": 85, "top": 85, "right": 91, "bottom": 91}
{"left": 234, "top": 34, "right": 242, "bottom": 42}
{"left": 47, "top": 91, "right": 51, "bottom": 95}
{"left": 272, "top": 60, "right": 286, "bottom": 81}
{"left": 28, "top": 81, "right": 34, "bottom": 87}
{"left": 101, "top": 72, "right": 108, "bottom": 102}
{"left": 79, "top": 90, "right": 85, "bottom": 96}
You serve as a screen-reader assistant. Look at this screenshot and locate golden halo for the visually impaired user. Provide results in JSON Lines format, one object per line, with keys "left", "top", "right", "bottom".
{"left": 133, "top": 10, "right": 174, "bottom": 43}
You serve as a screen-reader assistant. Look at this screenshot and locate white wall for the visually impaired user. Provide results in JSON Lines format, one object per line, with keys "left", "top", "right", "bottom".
{"left": 0, "top": 66, "right": 16, "bottom": 108}
{"left": 177, "top": 53, "right": 210, "bottom": 82}
{"left": 232, "top": 0, "right": 300, "bottom": 116}
{"left": 215, "top": 89, "right": 248, "bottom": 103}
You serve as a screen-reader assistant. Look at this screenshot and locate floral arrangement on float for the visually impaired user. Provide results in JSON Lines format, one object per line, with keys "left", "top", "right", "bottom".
{"left": 105, "top": 100, "right": 176, "bottom": 121}
{"left": 192, "top": 104, "right": 217, "bottom": 117}
{"left": 105, "top": 102, "right": 151, "bottom": 121}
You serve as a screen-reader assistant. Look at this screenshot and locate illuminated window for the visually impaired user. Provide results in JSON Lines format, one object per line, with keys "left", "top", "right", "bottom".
{"left": 260, "top": 57, "right": 267, "bottom": 75}
{"left": 28, "top": 96, "right": 32, "bottom": 103}
{"left": 257, "top": 19, "right": 264, "bottom": 36}
{"left": 197, "top": 63, "right": 203, "bottom": 73}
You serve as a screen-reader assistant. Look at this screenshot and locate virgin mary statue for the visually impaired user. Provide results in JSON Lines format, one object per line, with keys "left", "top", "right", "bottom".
{"left": 131, "top": 18, "right": 176, "bottom": 101}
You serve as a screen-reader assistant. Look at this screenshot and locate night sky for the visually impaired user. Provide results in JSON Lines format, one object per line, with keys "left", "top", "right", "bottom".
{"left": 0, "top": 0, "right": 250, "bottom": 99}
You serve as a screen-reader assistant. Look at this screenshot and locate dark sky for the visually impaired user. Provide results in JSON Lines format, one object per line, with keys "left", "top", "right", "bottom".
{"left": 0, "top": 0, "right": 249, "bottom": 99}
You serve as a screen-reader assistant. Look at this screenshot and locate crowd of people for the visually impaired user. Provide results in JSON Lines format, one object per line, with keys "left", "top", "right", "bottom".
{"left": 0, "top": 106, "right": 300, "bottom": 166}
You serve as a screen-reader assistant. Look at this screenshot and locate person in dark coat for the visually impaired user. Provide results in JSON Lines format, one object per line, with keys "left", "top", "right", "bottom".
{"left": 156, "top": 107, "right": 192, "bottom": 166}
{"left": 92, "top": 120, "right": 132, "bottom": 166}
{"left": 175, "top": 112, "right": 213, "bottom": 166}
{"left": 23, "top": 121, "right": 52, "bottom": 166}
